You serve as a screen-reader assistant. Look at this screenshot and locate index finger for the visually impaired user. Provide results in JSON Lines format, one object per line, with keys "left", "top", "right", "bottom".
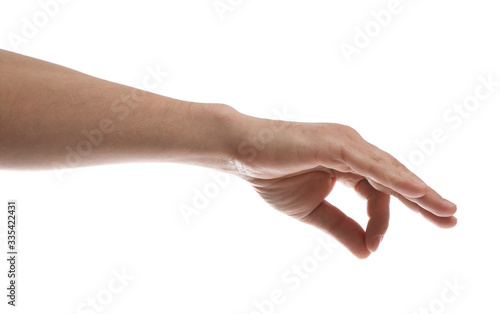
{"left": 340, "top": 139, "right": 429, "bottom": 198}
{"left": 342, "top": 140, "right": 457, "bottom": 217}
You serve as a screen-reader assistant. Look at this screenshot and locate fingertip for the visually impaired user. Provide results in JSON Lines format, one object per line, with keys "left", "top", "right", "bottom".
{"left": 367, "top": 235, "right": 384, "bottom": 253}
{"left": 419, "top": 209, "right": 458, "bottom": 228}
{"left": 339, "top": 232, "right": 372, "bottom": 259}
{"left": 443, "top": 216, "right": 458, "bottom": 229}
{"left": 430, "top": 198, "right": 457, "bottom": 217}
{"left": 355, "top": 248, "right": 371, "bottom": 259}
{"left": 441, "top": 198, "right": 458, "bottom": 215}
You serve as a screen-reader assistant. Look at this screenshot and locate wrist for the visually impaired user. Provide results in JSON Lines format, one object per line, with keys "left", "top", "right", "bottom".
{"left": 228, "top": 110, "right": 297, "bottom": 179}
{"left": 158, "top": 99, "right": 247, "bottom": 174}
{"left": 195, "top": 103, "right": 272, "bottom": 177}
{"left": 199, "top": 102, "right": 247, "bottom": 173}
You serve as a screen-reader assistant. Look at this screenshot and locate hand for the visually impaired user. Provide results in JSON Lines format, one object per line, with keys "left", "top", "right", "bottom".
{"left": 0, "top": 48, "right": 457, "bottom": 260}
{"left": 231, "top": 116, "right": 457, "bottom": 259}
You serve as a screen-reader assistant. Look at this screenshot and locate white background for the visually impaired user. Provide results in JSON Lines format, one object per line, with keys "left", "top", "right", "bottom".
{"left": 1, "top": 0, "right": 499, "bottom": 313}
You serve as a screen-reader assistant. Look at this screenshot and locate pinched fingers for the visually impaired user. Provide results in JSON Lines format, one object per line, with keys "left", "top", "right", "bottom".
{"left": 355, "top": 179, "right": 390, "bottom": 253}
{"left": 331, "top": 172, "right": 390, "bottom": 252}
{"left": 302, "top": 200, "right": 371, "bottom": 259}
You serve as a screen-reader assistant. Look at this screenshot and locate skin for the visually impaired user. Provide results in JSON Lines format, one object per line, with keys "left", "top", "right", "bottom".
{"left": 0, "top": 49, "right": 457, "bottom": 259}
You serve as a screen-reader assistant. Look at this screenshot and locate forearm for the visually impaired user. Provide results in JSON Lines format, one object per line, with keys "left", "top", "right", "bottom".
{"left": 0, "top": 49, "right": 242, "bottom": 172}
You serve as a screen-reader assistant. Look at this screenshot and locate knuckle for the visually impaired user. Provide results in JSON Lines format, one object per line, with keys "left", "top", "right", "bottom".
{"left": 389, "top": 155, "right": 407, "bottom": 172}
{"left": 335, "top": 124, "right": 361, "bottom": 139}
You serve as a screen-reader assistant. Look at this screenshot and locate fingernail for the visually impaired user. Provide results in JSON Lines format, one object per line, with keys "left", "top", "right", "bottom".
{"left": 371, "top": 236, "right": 383, "bottom": 252}
{"left": 442, "top": 198, "right": 457, "bottom": 208}
{"left": 412, "top": 180, "right": 428, "bottom": 190}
